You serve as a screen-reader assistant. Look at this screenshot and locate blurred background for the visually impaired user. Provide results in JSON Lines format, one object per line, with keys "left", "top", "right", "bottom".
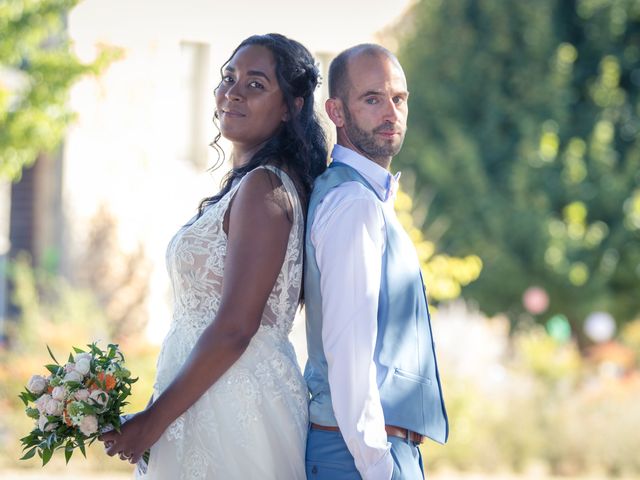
{"left": 1, "top": 0, "right": 639, "bottom": 478}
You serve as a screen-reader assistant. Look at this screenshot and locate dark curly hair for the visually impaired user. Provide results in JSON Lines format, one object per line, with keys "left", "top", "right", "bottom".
{"left": 197, "top": 33, "right": 328, "bottom": 217}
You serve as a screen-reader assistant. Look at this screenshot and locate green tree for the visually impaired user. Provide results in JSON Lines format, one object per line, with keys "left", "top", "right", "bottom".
{"left": 395, "top": 0, "right": 640, "bottom": 336}
{"left": 0, "top": 0, "right": 117, "bottom": 181}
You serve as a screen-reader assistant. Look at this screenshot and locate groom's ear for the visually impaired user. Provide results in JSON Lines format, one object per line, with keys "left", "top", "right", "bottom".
{"left": 325, "top": 97, "right": 345, "bottom": 128}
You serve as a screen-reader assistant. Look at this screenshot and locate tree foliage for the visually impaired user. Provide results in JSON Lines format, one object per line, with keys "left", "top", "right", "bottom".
{"left": 395, "top": 0, "right": 640, "bottom": 333}
{"left": 395, "top": 188, "right": 483, "bottom": 302}
{"left": 0, "top": 0, "right": 117, "bottom": 181}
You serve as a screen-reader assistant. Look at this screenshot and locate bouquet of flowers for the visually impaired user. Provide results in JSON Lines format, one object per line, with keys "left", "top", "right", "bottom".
{"left": 19, "top": 343, "right": 137, "bottom": 465}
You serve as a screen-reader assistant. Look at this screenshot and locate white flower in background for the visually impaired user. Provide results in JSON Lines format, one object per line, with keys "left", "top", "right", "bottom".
{"left": 79, "top": 414, "right": 98, "bottom": 436}
{"left": 35, "top": 394, "right": 52, "bottom": 414}
{"left": 74, "top": 389, "right": 90, "bottom": 401}
{"left": 27, "top": 375, "right": 47, "bottom": 395}
{"left": 74, "top": 358, "right": 91, "bottom": 376}
{"left": 89, "top": 389, "right": 108, "bottom": 409}
{"left": 63, "top": 370, "right": 84, "bottom": 383}
{"left": 45, "top": 399, "right": 64, "bottom": 416}
{"left": 51, "top": 386, "right": 67, "bottom": 402}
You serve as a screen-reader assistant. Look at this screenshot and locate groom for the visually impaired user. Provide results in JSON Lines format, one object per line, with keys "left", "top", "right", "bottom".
{"left": 304, "top": 44, "right": 448, "bottom": 479}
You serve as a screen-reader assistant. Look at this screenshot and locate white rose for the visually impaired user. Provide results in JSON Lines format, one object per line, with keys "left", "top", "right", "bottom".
{"left": 38, "top": 415, "right": 56, "bottom": 432}
{"left": 74, "top": 389, "right": 90, "bottom": 401}
{"left": 89, "top": 389, "right": 108, "bottom": 408}
{"left": 51, "top": 385, "right": 67, "bottom": 401}
{"left": 64, "top": 362, "right": 76, "bottom": 373}
{"left": 27, "top": 375, "right": 48, "bottom": 395}
{"left": 74, "top": 358, "right": 91, "bottom": 376}
{"left": 35, "top": 394, "right": 52, "bottom": 414}
{"left": 75, "top": 353, "right": 92, "bottom": 363}
{"left": 38, "top": 415, "right": 48, "bottom": 432}
{"left": 45, "top": 398, "right": 63, "bottom": 416}
{"left": 78, "top": 414, "right": 98, "bottom": 436}
{"left": 63, "top": 370, "right": 84, "bottom": 383}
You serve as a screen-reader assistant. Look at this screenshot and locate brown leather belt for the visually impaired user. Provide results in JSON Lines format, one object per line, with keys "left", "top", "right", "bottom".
{"left": 310, "top": 422, "right": 425, "bottom": 444}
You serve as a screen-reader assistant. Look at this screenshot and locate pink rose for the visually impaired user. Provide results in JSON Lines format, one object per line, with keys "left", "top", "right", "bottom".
{"left": 45, "top": 398, "right": 63, "bottom": 416}
{"left": 63, "top": 370, "right": 84, "bottom": 383}
{"left": 35, "top": 394, "right": 52, "bottom": 414}
{"left": 51, "top": 385, "right": 67, "bottom": 401}
{"left": 74, "top": 389, "right": 90, "bottom": 401}
{"left": 89, "top": 389, "right": 108, "bottom": 409}
{"left": 38, "top": 415, "right": 56, "bottom": 432}
{"left": 78, "top": 414, "right": 98, "bottom": 436}
{"left": 27, "top": 375, "right": 47, "bottom": 395}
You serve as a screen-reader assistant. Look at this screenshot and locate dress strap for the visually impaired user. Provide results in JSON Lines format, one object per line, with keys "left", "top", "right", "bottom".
{"left": 258, "top": 165, "right": 303, "bottom": 224}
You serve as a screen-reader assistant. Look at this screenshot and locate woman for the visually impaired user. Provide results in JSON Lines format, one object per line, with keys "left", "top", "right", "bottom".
{"left": 101, "top": 33, "right": 327, "bottom": 479}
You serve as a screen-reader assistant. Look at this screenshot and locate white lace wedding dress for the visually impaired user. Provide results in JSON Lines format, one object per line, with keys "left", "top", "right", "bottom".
{"left": 141, "top": 166, "right": 308, "bottom": 479}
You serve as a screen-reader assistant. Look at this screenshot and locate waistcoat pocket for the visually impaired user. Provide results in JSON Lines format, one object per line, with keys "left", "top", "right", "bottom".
{"left": 393, "top": 367, "right": 432, "bottom": 385}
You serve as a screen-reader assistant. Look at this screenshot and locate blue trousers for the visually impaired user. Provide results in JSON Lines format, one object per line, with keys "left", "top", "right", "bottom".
{"left": 305, "top": 427, "right": 425, "bottom": 479}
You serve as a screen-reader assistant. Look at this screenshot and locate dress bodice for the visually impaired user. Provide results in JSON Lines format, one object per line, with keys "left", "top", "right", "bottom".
{"left": 164, "top": 165, "right": 304, "bottom": 337}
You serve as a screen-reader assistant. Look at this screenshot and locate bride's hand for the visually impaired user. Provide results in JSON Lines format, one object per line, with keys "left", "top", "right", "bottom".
{"left": 99, "top": 409, "right": 161, "bottom": 464}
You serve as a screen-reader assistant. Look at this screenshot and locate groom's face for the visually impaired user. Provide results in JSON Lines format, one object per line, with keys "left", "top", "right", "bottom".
{"left": 340, "top": 54, "right": 409, "bottom": 162}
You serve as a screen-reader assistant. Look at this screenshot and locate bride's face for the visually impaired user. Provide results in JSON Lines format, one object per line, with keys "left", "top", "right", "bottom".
{"left": 215, "top": 45, "right": 288, "bottom": 150}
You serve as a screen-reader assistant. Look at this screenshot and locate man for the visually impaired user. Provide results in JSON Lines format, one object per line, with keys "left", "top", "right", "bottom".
{"left": 304, "top": 44, "right": 449, "bottom": 480}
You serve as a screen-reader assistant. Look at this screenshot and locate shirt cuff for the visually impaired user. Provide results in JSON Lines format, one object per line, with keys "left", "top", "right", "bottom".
{"left": 361, "top": 444, "right": 394, "bottom": 480}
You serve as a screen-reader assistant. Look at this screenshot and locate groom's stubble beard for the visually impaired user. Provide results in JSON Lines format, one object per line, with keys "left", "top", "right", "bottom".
{"left": 342, "top": 105, "right": 406, "bottom": 163}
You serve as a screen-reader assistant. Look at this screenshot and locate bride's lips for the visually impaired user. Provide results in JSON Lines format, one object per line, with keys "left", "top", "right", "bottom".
{"left": 221, "top": 109, "right": 246, "bottom": 117}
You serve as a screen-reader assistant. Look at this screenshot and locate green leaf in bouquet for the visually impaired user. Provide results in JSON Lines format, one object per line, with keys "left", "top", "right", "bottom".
{"left": 46, "top": 345, "right": 60, "bottom": 365}
{"left": 45, "top": 364, "right": 61, "bottom": 375}
{"left": 25, "top": 407, "right": 40, "bottom": 419}
{"left": 78, "top": 436, "right": 87, "bottom": 458}
{"left": 73, "top": 346, "right": 86, "bottom": 354}
{"left": 20, "top": 431, "right": 37, "bottom": 445}
{"left": 68, "top": 353, "right": 74, "bottom": 363}
{"left": 41, "top": 447, "right": 53, "bottom": 466}
{"left": 45, "top": 432, "right": 57, "bottom": 450}
{"left": 65, "top": 381, "right": 83, "bottom": 390}
{"left": 19, "top": 391, "right": 33, "bottom": 406}
{"left": 20, "top": 447, "right": 37, "bottom": 461}
{"left": 64, "top": 441, "right": 74, "bottom": 464}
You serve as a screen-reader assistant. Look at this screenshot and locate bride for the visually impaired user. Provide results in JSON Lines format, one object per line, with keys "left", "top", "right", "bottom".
{"left": 101, "top": 33, "right": 327, "bottom": 479}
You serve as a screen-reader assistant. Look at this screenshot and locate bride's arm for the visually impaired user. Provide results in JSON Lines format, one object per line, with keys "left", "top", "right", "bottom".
{"left": 101, "top": 169, "right": 292, "bottom": 462}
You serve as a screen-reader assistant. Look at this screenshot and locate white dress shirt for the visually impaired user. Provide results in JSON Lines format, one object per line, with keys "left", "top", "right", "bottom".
{"left": 310, "top": 144, "right": 400, "bottom": 480}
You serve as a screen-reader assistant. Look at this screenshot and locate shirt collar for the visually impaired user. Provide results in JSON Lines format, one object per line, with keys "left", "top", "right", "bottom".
{"left": 331, "top": 144, "right": 401, "bottom": 201}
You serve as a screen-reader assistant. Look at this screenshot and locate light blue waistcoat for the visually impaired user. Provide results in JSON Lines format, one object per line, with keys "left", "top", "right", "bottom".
{"left": 304, "top": 162, "right": 449, "bottom": 444}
